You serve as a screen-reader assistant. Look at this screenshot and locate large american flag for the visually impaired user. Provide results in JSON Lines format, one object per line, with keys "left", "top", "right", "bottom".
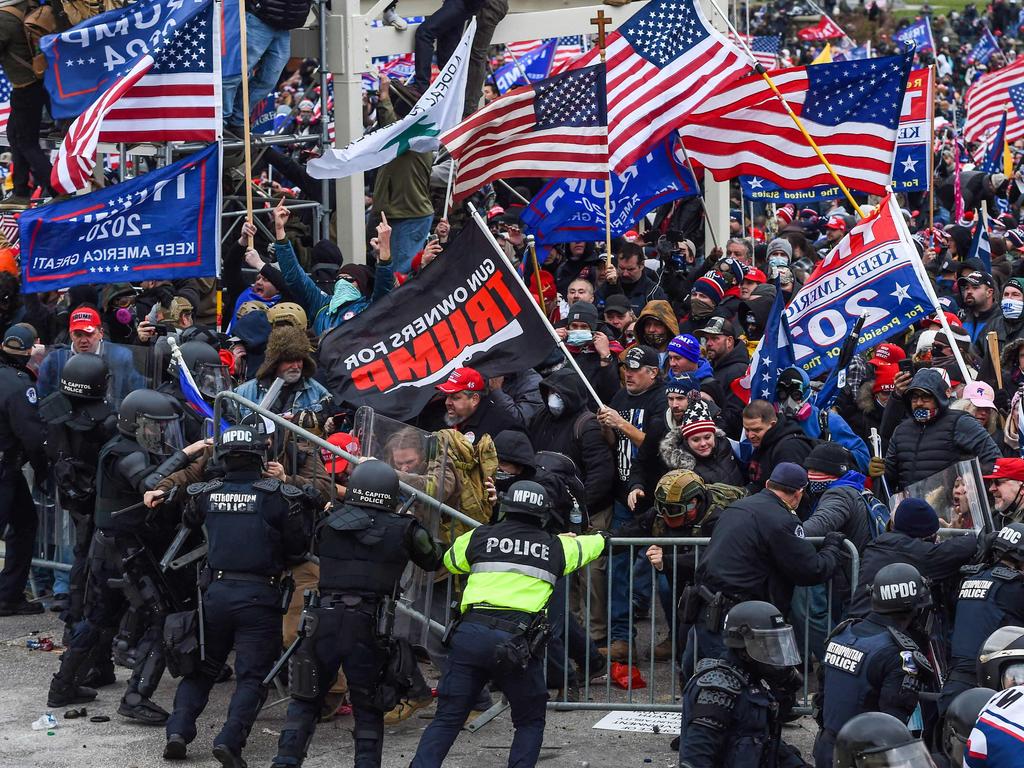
{"left": 965, "top": 57, "right": 1024, "bottom": 145}
{"left": 733, "top": 33, "right": 781, "bottom": 69}
{"left": 52, "top": 3, "right": 219, "bottom": 193}
{"left": 442, "top": 64, "right": 608, "bottom": 202}
{"left": 680, "top": 53, "right": 911, "bottom": 196}
{"left": 571, "top": 0, "right": 748, "bottom": 173}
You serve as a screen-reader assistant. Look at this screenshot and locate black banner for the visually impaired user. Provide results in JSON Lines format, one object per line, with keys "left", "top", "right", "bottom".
{"left": 319, "top": 224, "right": 556, "bottom": 420}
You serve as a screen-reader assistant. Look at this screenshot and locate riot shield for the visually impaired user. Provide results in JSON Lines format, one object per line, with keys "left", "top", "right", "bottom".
{"left": 888, "top": 458, "right": 994, "bottom": 533}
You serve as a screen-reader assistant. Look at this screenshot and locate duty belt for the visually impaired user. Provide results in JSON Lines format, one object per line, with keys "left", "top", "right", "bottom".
{"left": 212, "top": 570, "right": 280, "bottom": 586}
{"left": 462, "top": 608, "right": 534, "bottom": 634}
{"left": 319, "top": 591, "right": 381, "bottom": 609}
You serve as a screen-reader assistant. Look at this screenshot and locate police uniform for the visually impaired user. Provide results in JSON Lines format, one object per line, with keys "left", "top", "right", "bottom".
{"left": 940, "top": 563, "right": 1024, "bottom": 714}
{"left": 0, "top": 348, "right": 47, "bottom": 614}
{"left": 272, "top": 460, "right": 443, "bottom": 768}
{"left": 410, "top": 481, "right": 606, "bottom": 768}
{"left": 164, "top": 451, "right": 312, "bottom": 764}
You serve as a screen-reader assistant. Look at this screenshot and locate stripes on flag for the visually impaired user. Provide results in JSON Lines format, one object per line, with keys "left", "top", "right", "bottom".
{"left": 965, "top": 57, "right": 1024, "bottom": 145}
{"left": 0, "top": 68, "right": 10, "bottom": 139}
{"left": 730, "top": 33, "right": 780, "bottom": 69}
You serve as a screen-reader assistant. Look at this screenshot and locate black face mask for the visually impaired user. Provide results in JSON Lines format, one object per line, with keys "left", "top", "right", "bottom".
{"left": 493, "top": 470, "right": 519, "bottom": 495}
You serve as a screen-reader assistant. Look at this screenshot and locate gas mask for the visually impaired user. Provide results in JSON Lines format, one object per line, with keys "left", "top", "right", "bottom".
{"left": 547, "top": 392, "right": 565, "bottom": 417}
{"left": 566, "top": 329, "right": 593, "bottom": 346}
{"left": 780, "top": 396, "right": 812, "bottom": 421}
{"left": 1002, "top": 298, "right": 1024, "bottom": 320}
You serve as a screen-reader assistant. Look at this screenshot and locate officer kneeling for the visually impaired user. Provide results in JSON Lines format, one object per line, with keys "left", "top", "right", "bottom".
{"left": 410, "top": 480, "right": 608, "bottom": 768}
{"left": 271, "top": 460, "right": 444, "bottom": 768}
{"left": 833, "top": 712, "right": 935, "bottom": 768}
{"left": 163, "top": 425, "right": 313, "bottom": 767}
{"left": 679, "top": 600, "right": 807, "bottom": 768}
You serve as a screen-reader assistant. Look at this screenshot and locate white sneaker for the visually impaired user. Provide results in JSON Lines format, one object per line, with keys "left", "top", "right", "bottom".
{"left": 383, "top": 7, "right": 407, "bottom": 30}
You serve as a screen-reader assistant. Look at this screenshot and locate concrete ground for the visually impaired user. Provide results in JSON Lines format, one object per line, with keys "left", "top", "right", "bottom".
{"left": 0, "top": 608, "right": 819, "bottom": 768}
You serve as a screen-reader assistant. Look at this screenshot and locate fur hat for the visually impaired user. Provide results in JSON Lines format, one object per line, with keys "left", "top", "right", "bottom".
{"left": 255, "top": 325, "right": 316, "bottom": 381}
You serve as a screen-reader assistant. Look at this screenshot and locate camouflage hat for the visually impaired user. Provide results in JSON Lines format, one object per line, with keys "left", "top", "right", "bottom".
{"left": 267, "top": 301, "right": 308, "bottom": 330}
{"left": 165, "top": 296, "right": 193, "bottom": 326}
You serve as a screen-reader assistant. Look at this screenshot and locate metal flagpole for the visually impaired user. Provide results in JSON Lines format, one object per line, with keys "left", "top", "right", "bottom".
{"left": 239, "top": 0, "right": 255, "bottom": 248}
{"left": 591, "top": 10, "right": 614, "bottom": 269}
{"left": 707, "top": 0, "right": 865, "bottom": 218}
{"left": 928, "top": 64, "right": 936, "bottom": 240}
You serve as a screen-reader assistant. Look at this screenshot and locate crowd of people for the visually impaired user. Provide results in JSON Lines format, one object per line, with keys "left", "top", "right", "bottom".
{"left": 6, "top": 0, "right": 1024, "bottom": 767}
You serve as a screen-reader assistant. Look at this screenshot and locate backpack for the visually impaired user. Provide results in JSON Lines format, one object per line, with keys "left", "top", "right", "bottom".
{"left": 860, "top": 489, "right": 891, "bottom": 540}
{"left": 573, "top": 409, "right": 615, "bottom": 447}
{"left": 430, "top": 429, "right": 497, "bottom": 542}
{"left": 0, "top": 2, "right": 62, "bottom": 78}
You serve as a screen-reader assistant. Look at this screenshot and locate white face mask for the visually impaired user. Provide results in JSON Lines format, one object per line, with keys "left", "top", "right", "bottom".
{"left": 547, "top": 392, "right": 565, "bottom": 417}
{"left": 1003, "top": 298, "right": 1024, "bottom": 320}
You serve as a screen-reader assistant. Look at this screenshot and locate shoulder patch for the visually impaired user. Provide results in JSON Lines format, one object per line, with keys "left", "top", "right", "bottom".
{"left": 991, "top": 566, "right": 1023, "bottom": 582}
{"left": 253, "top": 478, "right": 280, "bottom": 492}
{"left": 25, "top": 386, "right": 37, "bottom": 404}
{"left": 794, "top": 524, "right": 806, "bottom": 538}
{"left": 280, "top": 483, "right": 303, "bottom": 498}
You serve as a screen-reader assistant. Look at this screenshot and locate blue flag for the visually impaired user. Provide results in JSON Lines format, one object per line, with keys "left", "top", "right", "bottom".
{"left": 221, "top": 0, "right": 242, "bottom": 77}
{"left": 739, "top": 175, "right": 843, "bottom": 203}
{"left": 969, "top": 28, "right": 999, "bottom": 65}
{"left": 893, "top": 17, "right": 934, "bottom": 53}
{"left": 746, "top": 281, "right": 795, "bottom": 403}
{"left": 493, "top": 40, "right": 556, "bottom": 94}
{"left": 969, "top": 210, "right": 993, "bottom": 272}
{"left": 251, "top": 92, "right": 276, "bottom": 134}
{"left": 979, "top": 109, "right": 1007, "bottom": 174}
{"left": 42, "top": 0, "right": 212, "bottom": 120}
{"left": 19, "top": 143, "right": 220, "bottom": 294}
{"left": 522, "top": 135, "right": 698, "bottom": 246}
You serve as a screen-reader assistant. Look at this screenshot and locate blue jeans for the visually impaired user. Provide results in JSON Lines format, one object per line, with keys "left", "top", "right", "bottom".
{"left": 222, "top": 13, "right": 291, "bottom": 127}
{"left": 609, "top": 501, "right": 637, "bottom": 643}
{"left": 790, "top": 584, "right": 830, "bottom": 666}
{"left": 389, "top": 214, "right": 433, "bottom": 275}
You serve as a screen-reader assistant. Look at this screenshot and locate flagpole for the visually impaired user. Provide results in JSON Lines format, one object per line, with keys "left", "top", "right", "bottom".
{"left": 678, "top": 138, "right": 719, "bottom": 250}
{"left": 591, "top": 10, "right": 614, "bottom": 269}
{"left": 928, "top": 64, "right": 936, "bottom": 238}
{"left": 526, "top": 234, "right": 547, "bottom": 316}
{"left": 238, "top": 0, "right": 254, "bottom": 248}
{"left": 468, "top": 202, "right": 605, "bottom": 408}
{"left": 708, "top": 0, "right": 865, "bottom": 219}
{"left": 443, "top": 153, "right": 456, "bottom": 218}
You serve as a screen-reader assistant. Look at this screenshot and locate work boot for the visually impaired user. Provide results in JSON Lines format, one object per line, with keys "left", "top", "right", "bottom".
{"left": 0, "top": 598, "right": 44, "bottom": 615}
{"left": 599, "top": 639, "right": 631, "bottom": 663}
{"left": 212, "top": 743, "right": 248, "bottom": 768}
{"left": 79, "top": 662, "right": 117, "bottom": 689}
{"left": 163, "top": 734, "right": 187, "bottom": 760}
{"left": 47, "top": 676, "right": 98, "bottom": 707}
{"left": 118, "top": 691, "right": 169, "bottom": 724}
{"left": 652, "top": 638, "right": 674, "bottom": 661}
{"left": 383, "top": 695, "right": 434, "bottom": 724}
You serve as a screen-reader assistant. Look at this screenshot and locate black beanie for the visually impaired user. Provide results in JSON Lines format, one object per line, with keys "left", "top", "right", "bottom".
{"left": 805, "top": 443, "right": 855, "bottom": 477}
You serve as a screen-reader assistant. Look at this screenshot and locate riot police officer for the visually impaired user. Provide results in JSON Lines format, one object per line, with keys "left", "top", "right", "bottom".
{"left": 163, "top": 424, "right": 311, "bottom": 767}
{"left": 833, "top": 712, "right": 935, "bottom": 768}
{"left": 813, "top": 563, "right": 933, "bottom": 768}
{"left": 678, "top": 600, "right": 807, "bottom": 768}
{"left": 271, "top": 460, "right": 444, "bottom": 768}
{"left": 0, "top": 323, "right": 47, "bottom": 616}
{"left": 159, "top": 340, "right": 231, "bottom": 442}
{"left": 941, "top": 687, "right": 997, "bottom": 767}
{"left": 410, "top": 480, "right": 608, "bottom": 768}
{"left": 38, "top": 354, "right": 117, "bottom": 635}
{"left": 977, "top": 626, "right": 1024, "bottom": 691}
{"left": 47, "top": 389, "right": 196, "bottom": 718}
{"left": 940, "top": 523, "right": 1024, "bottom": 714}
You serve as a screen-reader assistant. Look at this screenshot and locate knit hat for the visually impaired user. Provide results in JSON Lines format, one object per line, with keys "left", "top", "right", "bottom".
{"left": 667, "top": 333, "right": 701, "bottom": 362}
{"left": 776, "top": 204, "right": 795, "bottom": 227}
{"left": 680, "top": 399, "right": 716, "bottom": 439}
{"left": 565, "top": 301, "right": 599, "bottom": 330}
{"left": 717, "top": 257, "right": 747, "bottom": 286}
{"left": 805, "top": 443, "right": 854, "bottom": 478}
{"left": 692, "top": 274, "right": 728, "bottom": 304}
{"left": 893, "top": 498, "right": 940, "bottom": 538}
{"left": 766, "top": 238, "right": 793, "bottom": 261}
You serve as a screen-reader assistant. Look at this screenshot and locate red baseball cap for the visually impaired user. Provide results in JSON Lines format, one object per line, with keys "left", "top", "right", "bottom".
{"left": 743, "top": 267, "right": 767, "bottom": 284}
{"left": 623, "top": 230, "right": 640, "bottom": 241}
{"left": 983, "top": 458, "right": 1024, "bottom": 482}
{"left": 322, "top": 432, "right": 360, "bottom": 475}
{"left": 69, "top": 307, "right": 100, "bottom": 334}
{"left": 869, "top": 342, "right": 906, "bottom": 366}
{"left": 826, "top": 215, "right": 847, "bottom": 231}
{"left": 922, "top": 311, "right": 964, "bottom": 331}
{"left": 436, "top": 367, "right": 485, "bottom": 394}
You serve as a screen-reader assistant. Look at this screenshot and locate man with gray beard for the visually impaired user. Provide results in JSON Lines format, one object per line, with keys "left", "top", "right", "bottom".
{"left": 433, "top": 366, "right": 525, "bottom": 445}
{"left": 235, "top": 326, "right": 332, "bottom": 418}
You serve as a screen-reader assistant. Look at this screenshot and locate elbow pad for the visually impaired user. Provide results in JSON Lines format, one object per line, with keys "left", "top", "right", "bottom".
{"left": 143, "top": 449, "right": 191, "bottom": 491}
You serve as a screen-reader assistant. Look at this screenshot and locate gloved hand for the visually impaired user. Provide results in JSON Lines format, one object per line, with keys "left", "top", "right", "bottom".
{"left": 995, "top": 388, "right": 1011, "bottom": 413}
{"left": 868, "top": 456, "right": 886, "bottom": 478}
{"left": 822, "top": 531, "right": 846, "bottom": 550}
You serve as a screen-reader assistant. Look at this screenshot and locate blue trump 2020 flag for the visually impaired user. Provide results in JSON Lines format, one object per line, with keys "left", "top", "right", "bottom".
{"left": 894, "top": 17, "right": 934, "bottom": 53}
{"left": 969, "top": 28, "right": 1000, "bottom": 65}
{"left": 493, "top": 40, "right": 555, "bottom": 94}
{"left": 19, "top": 143, "right": 220, "bottom": 294}
{"left": 521, "top": 135, "right": 697, "bottom": 245}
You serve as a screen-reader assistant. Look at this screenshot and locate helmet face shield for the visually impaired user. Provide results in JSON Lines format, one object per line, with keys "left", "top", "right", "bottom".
{"left": 136, "top": 415, "right": 183, "bottom": 456}
{"left": 195, "top": 361, "right": 231, "bottom": 399}
{"left": 744, "top": 625, "right": 801, "bottom": 667}
{"left": 855, "top": 741, "right": 935, "bottom": 768}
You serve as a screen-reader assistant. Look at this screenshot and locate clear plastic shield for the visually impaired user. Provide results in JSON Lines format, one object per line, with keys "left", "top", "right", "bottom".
{"left": 888, "top": 459, "right": 993, "bottom": 533}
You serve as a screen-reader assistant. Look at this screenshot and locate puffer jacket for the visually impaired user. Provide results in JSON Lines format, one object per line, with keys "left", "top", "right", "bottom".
{"left": 250, "top": 0, "right": 312, "bottom": 30}
{"left": 656, "top": 426, "right": 745, "bottom": 487}
{"left": 884, "top": 368, "right": 1001, "bottom": 489}
{"left": 784, "top": 367, "right": 871, "bottom": 471}
{"left": 802, "top": 472, "right": 873, "bottom": 553}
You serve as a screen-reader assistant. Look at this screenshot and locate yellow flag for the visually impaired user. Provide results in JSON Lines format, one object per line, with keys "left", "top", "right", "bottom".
{"left": 812, "top": 44, "right": 833, "bottom": 64}
{"left": 1004, "top": 140, "right": 1014, "bottom": 177}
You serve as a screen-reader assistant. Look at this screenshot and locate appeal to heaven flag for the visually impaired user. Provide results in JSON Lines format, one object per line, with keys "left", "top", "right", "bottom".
{"left": 306, "top": 19, "right": 475, "bottom": 179}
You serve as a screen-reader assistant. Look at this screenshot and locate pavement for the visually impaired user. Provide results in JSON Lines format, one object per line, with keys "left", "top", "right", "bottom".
{"left": 0, "top": 608, "right": 820, "bottom": 768}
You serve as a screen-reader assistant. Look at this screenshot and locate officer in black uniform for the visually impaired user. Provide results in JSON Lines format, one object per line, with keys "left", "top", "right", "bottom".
{"left": 812, "top": 563, "right": 933, "bottom": 768}
{"left": 47, "top": 389, "right": 195, "bottom": 718}
{"left": 977, "top": 625, "right": 1024, "bottom": 690}
{"left": 941, "top": 687, "right": 997, "bottom": 767}
{"left": 158, "top": 340, "right": 231, "bottom": 442}
{"left": 270, "top": 460, "right": 444, "bottom": 768}
{"left": 38, "top": 354, "right": 117, "bottom": 635}
{"left": 833, "top": 712, "right": 936, "bottom": 768}
{"left": 163, "top": 424, "right": 312, "bottom": 768}
{"left": 679, "top": 600, "right": 808, "bottom": 768}
{"left": 939, "top": 523, "right": 1024, "bottom": 714}
{"left": 0, "top": 323, "right": 47, "bottom": 616}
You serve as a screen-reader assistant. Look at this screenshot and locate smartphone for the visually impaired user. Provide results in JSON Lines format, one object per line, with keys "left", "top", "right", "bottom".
{"left": 426, "top": 233, "right": 439, "bottom": 245}
{"left": 898, "top": 359, "right": 913, "bottom": 374}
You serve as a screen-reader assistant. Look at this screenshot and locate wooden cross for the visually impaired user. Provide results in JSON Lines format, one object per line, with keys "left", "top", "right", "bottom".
{"left": 590, "top": 9, "right": 612, "bottom": 51}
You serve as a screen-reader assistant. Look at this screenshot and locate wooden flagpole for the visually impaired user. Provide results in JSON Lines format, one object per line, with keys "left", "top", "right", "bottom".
{"left": 239, "top": 0, "right": 255, "bottom": 248}
{"left": 591, "top": 10, "right": 614, "bottom": 268}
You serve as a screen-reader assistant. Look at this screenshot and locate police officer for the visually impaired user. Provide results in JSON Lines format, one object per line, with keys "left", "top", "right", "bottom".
{"left": 410, "top": 480, "right": 607, "bottom": 768}
{"left": 941, "top": 687, "right": 997, "bottom": 768}
{"left": 163, "top": 425, "right": 311, "bottom": 767}
{"left": 977, "top": 626, "right": 1024, "bottom": 691}
{"left": 0, "top": 323, "right": 47, "bottom": 616}
{"left": 271, "top": 460, "right": 444, "bottom": 768}
{"left": 679, "top": 600, "right": 807, "bottom": 768}
{"left": 812, "top": 563, "right": 933, "bottom": 768}
{"left": 833, "top": 712, "right": 935, "bottom": 768}
{"left": 38, "top": 354, "right": 117, "bottom": 635}
{"left": 159, "top": 340, "right": 231, "bottom": 442}
{"left": 940, "top": 523, "right": 1024, "bottom": 714}
{"left": 47, "top": 389, "right": 197, "bottom": 718}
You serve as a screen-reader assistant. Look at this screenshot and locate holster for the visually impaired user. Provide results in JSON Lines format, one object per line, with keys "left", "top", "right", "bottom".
{"left": 279, "top": 573, "right": 295, "bottom": 615}
{"left": 679, "top": 584, "right": 701, "bottom": 625}
{"left": 525, "top": 612, "right": 551, "bottom": 658}
{"left": 699, "top": 585, "right": 724, "bottom": 632}
{"left": 163, "top": 609, "right": 200, "bottom": 678}
{"left": 493, "top": 633, "right": 532, "bottom": 676}
{"left": 287, "top": 606, "right": 322, "bottom": 702}
{"left": 374, "top": 595, "right": 396, "bottom": 641}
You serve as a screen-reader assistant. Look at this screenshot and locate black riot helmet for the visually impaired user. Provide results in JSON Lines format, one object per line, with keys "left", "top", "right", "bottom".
{"left": 991, "top": 523, "right": 1024, "bottom": 566}
{"left": 346, "top": 460, "right": 400, "bottom": 512}
{"left": 834, "top": 712, "right": 936, "bottom": 768}
{"left": 176, "top": 341, "right": 230, "bottom": 399}
{"left": 870, "top": 563, "right": 933, "bottom": 615}
{"left": 942, "top": 687, "right": 996, "bottom": 765}
{"left": 213, "top": 425, "right": 266, "bottom": 467}
{"left": 59, "top": 353, "right": 110, "bottom": 401}
{"left": 498, "top": 480, "right": 551, "bottom": 527}
{"left": 977, "top": 626, "right": 1024, "bottom": 690}
{"left": 117, "top": 389, "right": 183, "bottom": 456}
{"left": 722, "top": 600, "right": 801, "bottom": 668}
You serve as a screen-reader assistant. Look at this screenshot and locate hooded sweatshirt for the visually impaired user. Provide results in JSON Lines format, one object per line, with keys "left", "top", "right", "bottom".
{"left": 633, "top": 300, "right": 680, "bottom": 363}
{"left": 782, "top": 367, "right": 871, "bottom": 472}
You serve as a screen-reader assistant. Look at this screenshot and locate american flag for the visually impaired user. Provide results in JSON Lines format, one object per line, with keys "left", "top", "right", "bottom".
{"left": 0, "top": 212, "right": 19, "bottom": 247}
{"left": 680, "top": 53, "right": 911, "bottom": 196}
{"left": 965, "top": 57, "right": 1024, "bottom": 145}
{"left": 313, "top": 73, "right": 335, "bottom": 143}
{"left": 732, "top": 34, "right": 781, "bottom": 69}
{"left": 0, "top": 68, "right": 10, "bottom": 139}
{"left": 53, "top": 3, "right": 219, "bottom": 193}
{"left": 507, "top": 37, "right": 585, "bottom": 75}
{"left": 571, "top": 0, "right": 748, "bottom": 173}
{"left": 442, "top": 64, "right": 608, "bottom": 202}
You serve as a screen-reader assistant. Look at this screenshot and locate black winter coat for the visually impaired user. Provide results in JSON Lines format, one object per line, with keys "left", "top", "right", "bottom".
{"left": 746, "top": 415, "right": 816, "bottom": 492}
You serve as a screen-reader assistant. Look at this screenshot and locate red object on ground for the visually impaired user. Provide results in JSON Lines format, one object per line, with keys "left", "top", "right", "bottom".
{"left": 609, "top": 661, "right": 647, "bottom": 690}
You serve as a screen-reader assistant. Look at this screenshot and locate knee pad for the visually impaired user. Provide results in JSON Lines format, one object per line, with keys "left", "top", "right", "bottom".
{"left": 288, "top": 653, "right": 321, "bottom": 702}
